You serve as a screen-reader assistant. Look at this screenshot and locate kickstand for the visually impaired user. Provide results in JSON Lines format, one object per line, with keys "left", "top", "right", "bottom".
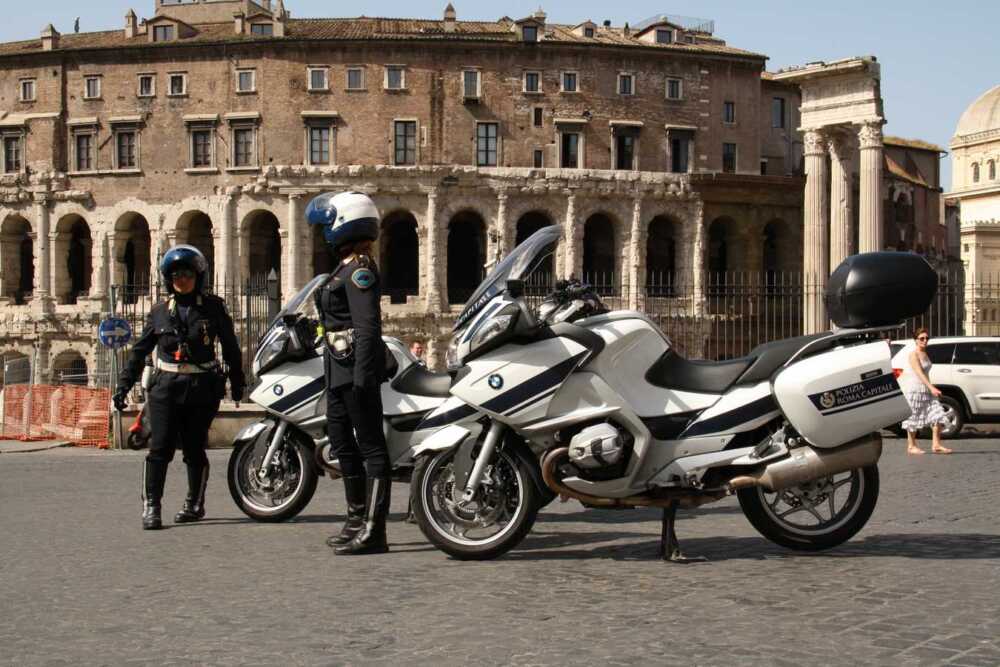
{"left": 660, "top": 501, "right": 707, "bottom": 564}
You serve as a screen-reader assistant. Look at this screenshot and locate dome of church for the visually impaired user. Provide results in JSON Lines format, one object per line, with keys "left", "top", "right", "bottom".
{"left": 955, "top": 85, "right": 1000, "bottom": 139}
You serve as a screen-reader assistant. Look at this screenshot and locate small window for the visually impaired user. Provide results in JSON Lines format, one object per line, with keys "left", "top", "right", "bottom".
{"left": 394, "top": 120, "right": 417, "bottom": 165}
{"left": 74, "top": 133, "right": 94, "bottom": 172}
{"left": 308, "top": 68, "right": 328, "bottom": 91}
{"left": 116, "top": 131, "right": 137, "bottom": 170}
{"left": 191, "top": 129, "right": 213, "bottom": 168}
{"left": 533, "top": 149, "right": 544, "bottom": 168}
{"left": 723, "top": 101, "right": 735, "bottom": 124}
{"left": 169, "top": 73, "right": 187, "bottom": 96}
{"left": 656, "top": 29, "right": 673, "bottom": 44}
{"left": 666, "top": 78, "right": 682, "bottom": 100}
{"left": 463, "top": 70, "right": 480, "bottom": 99}
{"left": 562, "top": 72, "right": 578, "bottom": 93}
{"left": 346, "top": 68, "right": 365, "bottom": 90}
{"left": 584, "top": 27, "right": 595, "bottom": 38}
{"left": 250, "top": 23, "right": 273, "bottom": 36}
{"left": 153, "top": 25, "right": 175, "bottom": 42}
{"left": 772, "top": 97, "right": 786, "bottom": 129}
{"left": 84, "top": 76, "right": 102, "bottom": 100}
{"left": 615, "top": 133, "right": 635, "bottom": 170}
{"left": 19, "top": 79, "right": 36, "bottom": 102}
{"left": 524, "top": 71, "right": 540, "bottom": 93}
{"left": 973, "top": 163, "right": 980, "bottom": 183}
{"left": 618, "top": 74, "right": 634, "bottom": 96}
{"left": 385, "top": 66, "right": 405, "bottom": 90}
{"left": 233, "top": 127, "right": 256, "bottom": 167}
{"left": 990, "top": 160, "right": 997, "bottom": 181}
{"left": 533, "top": 107, "right": 543, "bottom": 128}
{"left": 138, "top": 74, "right": 155, "bottom": 97}
{"left": 760, "top": 159, "right": 768, "bottom": 175}
{"left": 308, "top": 126, "right": 331, "bottom": 165}
{"left": 723, "top": 142, "right": 737, "bottom": 173}
{"left": 670, "top": 136, "right": 689, "bottom": 173}
{"left": 561, "top": 132, "right": 580, "bottom": 168}
{"left": 237, "top": 69, "right": 256, "bottom": 93}
{"left": 3, "top": 136, "right": 22, "bottom": 173}
{"left": 523, "top": 25, "right": 538, "bottom": 43}
{"left": 476, "top": 122, "right": 498, "bottom": 167}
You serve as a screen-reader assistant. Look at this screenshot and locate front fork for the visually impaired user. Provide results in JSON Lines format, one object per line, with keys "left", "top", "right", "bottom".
{"left": 459, "top": 422, "right": 505, "bottom": 503}
{"left": 257, "top": 419, "right": 289, "bottom": 480}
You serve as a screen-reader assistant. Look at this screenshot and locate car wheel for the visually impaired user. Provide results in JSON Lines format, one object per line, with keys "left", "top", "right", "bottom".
{"left": 937, "top": 396, "right": 965, "bottom": 439}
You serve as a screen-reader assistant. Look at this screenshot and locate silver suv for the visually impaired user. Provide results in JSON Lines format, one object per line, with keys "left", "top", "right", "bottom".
{"left": 890, "top": 336, "right": 1000, "bottom": 438}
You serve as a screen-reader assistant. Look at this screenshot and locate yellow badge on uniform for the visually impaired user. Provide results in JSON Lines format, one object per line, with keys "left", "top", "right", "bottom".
{"left": 351, "top": 268, "right": 376, "bottom": 290}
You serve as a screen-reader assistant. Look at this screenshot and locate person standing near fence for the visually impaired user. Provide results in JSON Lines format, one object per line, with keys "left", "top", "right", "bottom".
{"left": 113, "top": 245, "right": 245, "bottom": 530}
{"left": 307, "top": 191, "right": 394, "bottom": 556}
{"left": 900, "top": 328, "right": 953, "bottom": 456}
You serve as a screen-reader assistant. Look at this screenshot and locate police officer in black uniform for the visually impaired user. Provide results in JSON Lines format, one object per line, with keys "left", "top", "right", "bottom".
{"left": 307, "top": 191, "right": 392, "bottom": 556}
{"left": 113, "top": 245, "right": 245, "bottom": 530}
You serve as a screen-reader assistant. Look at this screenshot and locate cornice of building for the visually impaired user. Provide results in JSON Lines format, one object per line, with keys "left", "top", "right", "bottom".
{"left": 950, "top": 127, "right": 1000, "bottom": 149}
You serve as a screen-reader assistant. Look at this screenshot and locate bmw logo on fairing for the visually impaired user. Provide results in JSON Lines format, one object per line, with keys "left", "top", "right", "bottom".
{"left": 488, "top": 374, "right": 504, "bottom": 390}
{"left": 273, "top": 385, "right": 285, "bottom": 397}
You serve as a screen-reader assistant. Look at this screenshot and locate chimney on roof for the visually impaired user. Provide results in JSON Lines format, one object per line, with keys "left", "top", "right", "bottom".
{"left": 273, "top": 0, "right": 287, "bottom": 36}
{"left": 125, "top": 9, "right": 138, "bottom": 39}
{"left": 234, "top": 11, "right": 245, "bottom": 34}
{"left": 623, "top": 22, "right": 630, "bottom": 37}
{"left": 40, "top": 24, "right": 59, "bottom": 51}
{"left": 443, "top": 3, "right": 457, "bottom": 32}
{"left": 603, "top": 20, "right": 611, "bottom": 27}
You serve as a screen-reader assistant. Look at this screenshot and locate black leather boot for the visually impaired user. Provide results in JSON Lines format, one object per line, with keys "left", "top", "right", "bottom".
{"left": 327, "top": 475, "right": 367, "bottom": 547}
{"left": 175, "top": 463, "right": 209, "bottom": 523}
{"left": 335, "top": 477, "right": 390, "bottom": 555}
{"left": 142, "top": 460, "right": 167, "bottom": 530}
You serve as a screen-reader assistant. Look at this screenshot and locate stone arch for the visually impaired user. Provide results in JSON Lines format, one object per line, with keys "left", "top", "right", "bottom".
{"left": 51, "top": 349, "right": 88, "bottom": 386}
{"left": 707, "top": 216, "right": 738, "bottom": 275}
{"left": 762, "top": 218, "right": 800, "bottom": 280}
{"left": 54, "top": 214, "right": 92, "bottom": 305}
{"left": 380, "top": 209, "right": 420, "bottom": 304}
{"left": 175, "top": 211, "right": 215, "bottom": 281}
{"left": 242, "top": 210, "right": 282, "bottom": 292}
{"left": 645, "top": 215, "right": 678, "bottom": 296}
{"left": 113, "top": 212, "right": 151, "bottom": 301}
{"left": 446, "top": 209, "right": 486, "bottom": 305}
{"left": 1, "top": 214, "right": 33, "bottom": 304}
{"left": 515, "top": 210, "right": 555, "bottom": 284}
{"left": 582, "top": 212, "right": 618, "bottom": 293}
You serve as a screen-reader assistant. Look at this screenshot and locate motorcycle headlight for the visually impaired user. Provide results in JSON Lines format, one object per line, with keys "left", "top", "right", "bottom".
{"left": 446, "top": 329, "right": 465, "bottom": 371}
{"left": 253, "top": 335, "right": 288, "bottom": 376}
{"left": 470, "top": 311, "right": 517, "bottom": 351}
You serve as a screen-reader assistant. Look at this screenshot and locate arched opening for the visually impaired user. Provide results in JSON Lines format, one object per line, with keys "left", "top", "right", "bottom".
{"left": 973, "top": 163, "right": 980, "bottom": 183}
{"left": 1, "top": 215, "right": 33, "bottom": 304}
{"left": 311, "top": 224, "right": 335, "bottom": 278}
{"left": 708, "top": 217, "right": 736, "bottom": 275}
{"left": 646, "top": 216, "right": 677, "bottom": 297}
{"left": 380, "top": 210, "right": 419, "bottom": 304}
{"left": 515, "top": 211, "right": 555, "bottom": 290}
{"left": 114, "top": 212, "right": 151, "bottom": 303}
{"left": 54, "top": 215, "right": 92, "bottom": 305}
{"left": 176, "top": 212, "right": 215, "bottom": 286}
{"left": 583, "top": 213, "right": 617, "bottom": 294}
{"left": 52, "top": 350, "right": 88, "bottom": 386}
{"left": 990, "top": 160, "right": 996, "bottom": 181}
{"left": 243, "top": 210, "right": 282, "bottom": 293}
{"left": 447, "top": 210, "right": 486, "bottom": 304}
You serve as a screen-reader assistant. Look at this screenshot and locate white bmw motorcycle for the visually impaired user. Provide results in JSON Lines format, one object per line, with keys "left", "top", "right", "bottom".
{"left": 410, "top": 226, "right": 937, "bottom": 561}
{"left": 227, "top": 274, "right": 489, "bottom": 521}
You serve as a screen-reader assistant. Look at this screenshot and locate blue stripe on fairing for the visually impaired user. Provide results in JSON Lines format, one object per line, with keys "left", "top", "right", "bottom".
{"left": 414, "top": 403, "right": 479, "bottom": 431}
{"left": 270, "top": 376, "right": 325, "bottom": 414}
{"left": 463, "top": 301, "right": 504, "bottom": 343}
{"left": 678, "top": 395, "right": 779, "bottom": 438}
{"left": 506, "top": 385, "right": 559, "bottom": 417}
{"left": 481, "top": 353, "right": 588, "bottom": 416}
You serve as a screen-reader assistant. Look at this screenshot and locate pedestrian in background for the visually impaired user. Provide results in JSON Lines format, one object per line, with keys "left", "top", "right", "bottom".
{"left": 899, "top": 328, "right": 953, "bottom": 455}
{"left": 409, "top": 339, "right": 426, "bottom": 366}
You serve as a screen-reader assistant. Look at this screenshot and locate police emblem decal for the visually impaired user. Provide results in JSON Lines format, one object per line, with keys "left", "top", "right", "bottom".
{"left": 819, "top": 392, "right": 836, "bottom": 409}
{"left": 351, "top": 268, "right": 375, "bottom": 290}
{"left": 273, "top": 385, "right": 285, "bottom": 397}
{"left": 488, "top": 374, "right": 504, "bottom": 390}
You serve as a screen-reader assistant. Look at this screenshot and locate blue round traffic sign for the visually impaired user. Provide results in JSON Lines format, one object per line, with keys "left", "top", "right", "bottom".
{"left": 98, "top": 318, "right": 133, "bottom": 349}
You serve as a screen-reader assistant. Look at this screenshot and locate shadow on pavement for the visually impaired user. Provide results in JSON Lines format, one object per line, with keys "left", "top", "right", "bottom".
{"left": 538, "top": 504, "right": 742, "bottom": 525}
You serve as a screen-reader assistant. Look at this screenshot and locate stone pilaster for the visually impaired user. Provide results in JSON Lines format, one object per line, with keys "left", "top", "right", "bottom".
{"left": 31, "top": 196, "right": 52, "bottom": 313}
{"left": 92, "top": 230, "right": 109, "bottom": 302}
{"left": 218, "top": 194, "right": 237, "bottom": 296}
{"left": 829, "top": 133, "right": 853, "bottom": 272}
{"left": 563, "top": 193, "right": 581, "bottom": 279}
{"left": 286, "top": 192, "right": 305, "bottom": 297}
{"left": 424, "top": 188, "right": 443, "bottom": 312}
{"left": 858, "top": 121, "right": 884, "bottom": 253}
{"left": 690, "top": 200, "right": 706, "bottom": 317}
{"left": 493, "top": 189, "right": 508, "bottom": 266}
{"left": 628, "top": 196, "right": 643, "bottom": 310}
{"left": 803, "top": 129, "right": 830, "bottom": 334}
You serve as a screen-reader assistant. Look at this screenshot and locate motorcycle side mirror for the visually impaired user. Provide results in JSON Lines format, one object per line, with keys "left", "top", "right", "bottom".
{"left": 506, "top": 279, "right": 525, "bottom": 298}
{"left": 281, "top": 313, "right": 300, "bottom": 326}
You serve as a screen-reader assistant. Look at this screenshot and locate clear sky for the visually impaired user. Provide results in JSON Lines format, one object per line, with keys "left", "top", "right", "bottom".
{"left": 2, "top": 0, "right": 995, "bottom": 187}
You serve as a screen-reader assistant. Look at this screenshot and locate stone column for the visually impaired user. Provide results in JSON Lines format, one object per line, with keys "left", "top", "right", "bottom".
{"left": 424, "top": 189, "right": 443, "bottom": 312}
{"left": 92, "top": 230, "right": 109, "bottom": 302}
{"left": 494, "top": 190, "right": 508, "bottom": 265}
{"left": 32, "top": 196, "right": 51, "bottom": 301}
{"left": 218, "top": 194, "right": 237, "bottom": 296}
{"left": 828, "top": 134, "right": 853, "bottom": 272}
{"left": 627, "top": 196, "right": 643, "bottom": 310}
{"left": 803, "top": 130, "right": 830, "bottom": 334}
{"left": 286, "top": 192, "right": 305, "bottom": 298}
{"left": 563, "top": 193, "right": 581, "bottom": 279}
{"left": 858, "top": 121, "right": 884, "bottom": 253}
{"left": 690, "top": 200, "right": 706, "bottom": 317}
{"left": 48, "top": 229, "right": 59, "bottom": 305}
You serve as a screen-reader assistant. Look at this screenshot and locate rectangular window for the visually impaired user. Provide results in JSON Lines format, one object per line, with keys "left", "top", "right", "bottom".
{"left": 237, "top": 69, "right": 256, "bottom": 93}
{"left": 250, "top": 23, "right": 274, "bottom": 36}
{"left": 138, "top": 74, "right": 155, "bottom": 97}
{"left": 666, "top": 78, "right": 682, "bottom": 100}
{"left": 656, "top": 29, "right": 673, "bottom": 44}
{"left": 116, "top": 131, "right": 137, "bottom": 169}
{"left": 169, "top": 73, "right": 187, "bottom": 96}
{"left": 772, "top": 97, "right": 786, "bottom": 129}
{"left": 618, "top": 74, "right": 634, "bottom": 96}
{"left": 75, "top": 133, "right": 94, "bottom": 172}
{"left": 533, "top": 149, "right": 544, "bottom": 168}
{"left": 153, "top": 25, "right": 174, "bottom": 42}
{"left": 584, "top": 27, "right": 595, "bottom": 38}
{"left": 234, "top": 127, "right": 255, "bottom": 167}
{"left": 533, "top": 107, "right": 544, "bottom": 127}
{"left": 308, "top": 68, "right": 328, "bottom": 91}
{"left": 19, "top": 79, "right": 35, "bottom": 102}
{"left": 394, "top": 120, "right": 417, "bottom": 165}
{"left": 385, "top": 66, "right": 405, "bottom": 90}
{"left": 723, "top": 101, "right": 735, "bottom": 124}
{"left": 523, "top": 25, "right": 538, "bottom": 42}
{"left": 722, "top": 142, "right": 737, "bottom": 173}
{"left": 562, "top": 72, "right": 578, "bottom": 93}
{"left": 670, "top": 137, "right": 689, "bottom": 173}
{"left": 476, "top": 123, "right": 498, "bottom": 167}
{"left": 3, "top": 136, "right": 22, "bottom": 173}
{"left": 463, "top": 70, "right": 480, "bottom": 98}
{"left": 954, "top": 342, "right": 1000, "bottom": 365}
{"left": 309, "top": 126, "right": 331, "bottom": 165}
{"left": 561, "top": 132, "right": 579, "bottom": 168}
{"left": 347, "top": 68, "right": 365, "bottom": 90}
{"left": 760, "top": 159, "right": 768, "bottom": 175}
{"left": 615, "top": 134, "right": 635, "bottom": 170}
{"left": 524, "top": 71, "right": 540, "bottom": 93}
{"left": 84, "top": 76, "right": 101, "bottom": 100}
{"left": 191, "top": 129, "right": 213, "bottom": 167}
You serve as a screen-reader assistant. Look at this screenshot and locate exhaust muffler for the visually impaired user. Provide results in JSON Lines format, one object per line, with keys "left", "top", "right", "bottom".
{"left": 727, "top": 433, "right": 882, "bottom": 493}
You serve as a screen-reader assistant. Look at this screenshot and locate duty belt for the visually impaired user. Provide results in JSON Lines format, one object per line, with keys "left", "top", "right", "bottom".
{"left": 154, "top": 359, "right": 218, "bottom": 374}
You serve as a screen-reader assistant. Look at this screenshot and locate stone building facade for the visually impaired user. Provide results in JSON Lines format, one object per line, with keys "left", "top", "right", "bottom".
{"left": 1, "top": 1, "right": 817, "bottom": 377}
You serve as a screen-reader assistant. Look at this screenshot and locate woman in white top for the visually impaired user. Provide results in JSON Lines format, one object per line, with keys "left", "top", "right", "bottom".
{"left": 899, "top": 328, "right": 952, "bottom": 455}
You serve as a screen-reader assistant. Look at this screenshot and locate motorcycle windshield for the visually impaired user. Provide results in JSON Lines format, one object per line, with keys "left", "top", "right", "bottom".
{"left": 268, "top": 273, "right": 329, "bottom": 329}
{"left": 454, "top": 225, "right": 561, "bottom": 331}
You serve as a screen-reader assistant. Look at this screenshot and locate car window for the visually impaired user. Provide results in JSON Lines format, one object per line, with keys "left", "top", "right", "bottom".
{"left": 926, "top": 343, "right": 955, "bottom": 365}
{"left": 890, "top": 344, "right": 904, "bottom": 357}
{"left": 953, "top": 342, "right": 1000, "bottom": 365}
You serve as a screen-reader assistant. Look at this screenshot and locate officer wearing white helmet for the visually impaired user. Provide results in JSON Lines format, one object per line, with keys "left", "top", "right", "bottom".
{"left": 307, "top": 191, "right": 393, "bottom": 555}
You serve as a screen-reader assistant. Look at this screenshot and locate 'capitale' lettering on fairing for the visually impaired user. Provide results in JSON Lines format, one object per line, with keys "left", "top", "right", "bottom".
{"left": 808, "top": 373, "right": 901, "bottom": 413}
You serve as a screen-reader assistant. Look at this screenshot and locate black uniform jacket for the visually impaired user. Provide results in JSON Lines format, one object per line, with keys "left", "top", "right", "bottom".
{"left": 117, "top": 292, "right": 245, "bottom": 396}
{"left": 315, "top": 255, "right": 385, "bottom": 390}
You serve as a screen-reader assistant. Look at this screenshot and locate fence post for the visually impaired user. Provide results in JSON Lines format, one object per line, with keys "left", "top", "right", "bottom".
{"left": 109, "top": 285, "right": 124, "bottom": 450}
{"left": 267, "top": 269, "right": 280, "bottom": 322}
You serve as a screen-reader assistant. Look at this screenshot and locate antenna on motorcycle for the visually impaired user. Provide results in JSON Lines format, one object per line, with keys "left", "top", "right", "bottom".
{"left": 506, "top": 279, "right": 525, "bottom": 298}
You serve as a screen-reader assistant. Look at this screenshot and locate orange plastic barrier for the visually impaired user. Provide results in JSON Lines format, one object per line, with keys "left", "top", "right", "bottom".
{"left": 1, "top": 385, "right": 111, "bottom": 448}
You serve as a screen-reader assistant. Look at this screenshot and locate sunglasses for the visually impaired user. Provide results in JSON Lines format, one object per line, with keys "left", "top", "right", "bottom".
{"left": 916, "top": 336, "right": 929, "bottom": 341}
{"left": 172, "top": 269, "right": 196, "bottom": 280}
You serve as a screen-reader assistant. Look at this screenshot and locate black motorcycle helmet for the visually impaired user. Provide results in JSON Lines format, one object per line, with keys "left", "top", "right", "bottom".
{"left": 159, "top": 244, "right": 209, "bottom": 294}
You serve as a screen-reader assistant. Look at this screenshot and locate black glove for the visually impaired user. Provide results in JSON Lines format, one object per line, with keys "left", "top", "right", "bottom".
{"left": 113, "top": 388, "right": 129, "bottom": 412}
{"left": 232, "top": 385, "right": 245, "bottom": 403}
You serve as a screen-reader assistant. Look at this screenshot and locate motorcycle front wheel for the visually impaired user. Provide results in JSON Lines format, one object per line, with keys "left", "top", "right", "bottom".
{"left": 738, "top": 465, "right": 879, "bottom": 551}
{"left": 227, "top": 431, "right": 318, "bottom": 522}
{"left": 411, "top": 444, "right": 540, "bottom": 560}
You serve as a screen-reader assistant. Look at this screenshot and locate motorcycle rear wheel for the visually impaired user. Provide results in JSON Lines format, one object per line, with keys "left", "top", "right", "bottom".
{"left": 738, "top": 465, "right": 879, "bottom": 551}
{"left": 227, "top": 432, "right": 318, "bottom": 522}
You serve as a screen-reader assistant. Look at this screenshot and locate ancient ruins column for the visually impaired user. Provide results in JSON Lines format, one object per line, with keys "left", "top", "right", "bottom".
{"left": 32, "top": 196, "right": 50, "bottom": 300}
{"left": 858, "top": 121, "right": 884, "bottom": 253}
{"left": 218, "top": 194, "right": 236, "bottom": 296}
{"left": 802, "top": 130, "right": 830, "bottom": 334}
{"left": 829, "top": 134, "right": 853, "bottom": 272}
{"left": 689, "top": 200, "right": 706, "bottom": 317}
{"left": 286, "top": 192, "right": 304, "bottom": 295}
{"left": 424, "top": 189, "right": 443, "bottom": 312}
{"left": 492, "top": 190, "right": 508, "bottom": 268}
{"left": 92, "top": 230, "right": 109, "bottom": 300}
{"left": 563, "top": 193, "right": 580, "bottom": 279}
{"left": 628, "top": 196, "right": 643, "bottom": 310}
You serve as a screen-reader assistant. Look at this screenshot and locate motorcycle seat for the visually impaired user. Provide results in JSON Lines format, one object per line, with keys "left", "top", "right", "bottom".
{"left": 645, "top": 351, "right": 753, "bottom": 394}
{"left": 390, "top": 362, "right": 452, "bottom": 398}
{"left": 735, "top": 333, "right": 831, "bottom": 386}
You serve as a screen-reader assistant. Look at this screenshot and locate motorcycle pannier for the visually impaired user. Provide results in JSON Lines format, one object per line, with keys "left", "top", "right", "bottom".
{"left": 825, "top": 252, "right": 937, "bottom": 328}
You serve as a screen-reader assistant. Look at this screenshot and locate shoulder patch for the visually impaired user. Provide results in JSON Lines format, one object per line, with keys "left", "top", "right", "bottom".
{"left": 351, "top": 268, "right": 376, "bottom": 290}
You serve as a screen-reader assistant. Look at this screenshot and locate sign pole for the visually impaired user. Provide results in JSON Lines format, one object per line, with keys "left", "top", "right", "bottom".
{"left": 109, "top": 286, "right": 123, "bottom": 450}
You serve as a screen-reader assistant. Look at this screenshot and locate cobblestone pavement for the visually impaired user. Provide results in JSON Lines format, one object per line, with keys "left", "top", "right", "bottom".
{"left": 1, "top": 437, "right": 999, "bottom": 666}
